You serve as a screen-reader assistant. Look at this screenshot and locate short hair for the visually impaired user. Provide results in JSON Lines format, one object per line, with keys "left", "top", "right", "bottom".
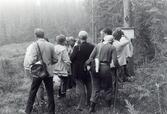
{"left": 101, "top": 28, "right": 112, "bottom": 35}
{"left": 34, "top": 28, "right": 44, "bottom": 38}
{"left": 56, "top": 34, "right": 66, "bottom": 44}
{"left": 78, "top": 31, "right": 88, "bottom": 40}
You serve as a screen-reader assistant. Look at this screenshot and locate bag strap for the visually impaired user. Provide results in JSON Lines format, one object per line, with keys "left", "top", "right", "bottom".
{"left": 36, "top": 42, "right": 44, "bottom": 63}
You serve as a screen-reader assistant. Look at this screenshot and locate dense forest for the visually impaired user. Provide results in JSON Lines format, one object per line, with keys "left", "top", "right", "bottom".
{"left": 85, "top": 0, "right": 167, "bottom": 62}
{"left": 0, "top": 0, "right": 88, "bottom": 45}
{"left": 0, "top": 0, "right": 167, "bottom": 62}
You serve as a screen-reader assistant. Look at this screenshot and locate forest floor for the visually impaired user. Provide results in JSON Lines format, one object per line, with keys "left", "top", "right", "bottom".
{"left": 0, "top": 42, "right": 167, "bottom": 114}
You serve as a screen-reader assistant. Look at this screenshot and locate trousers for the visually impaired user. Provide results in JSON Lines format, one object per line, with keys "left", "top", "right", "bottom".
{"left": 59, "top": 76, "right": 68, "bottom": 95}
{"left": 90, "top": 64, "right": 113, "bottom": 103}
{"left": 75, "top": 72, "right": 92, "bottom": 108}
{"left": 25, "top": 69, "right": 45, "bottom": 104}
{"left": 25, "top": 76, "right": 55, "bottom": 114}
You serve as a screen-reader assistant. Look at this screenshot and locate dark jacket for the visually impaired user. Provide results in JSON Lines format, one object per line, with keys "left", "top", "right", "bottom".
{"left": 89, "top": 42, "right": 117, "bottom": 65}
{"left": 70, "top": 42, "right": 94, "bottom": 80}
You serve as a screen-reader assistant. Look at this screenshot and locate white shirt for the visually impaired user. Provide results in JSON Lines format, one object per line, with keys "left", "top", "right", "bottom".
{"left": 124, "top": 41, "right": 133, "bottom": 58}
{"left": 110, "top": 36, "right": 130, "bottom": 67}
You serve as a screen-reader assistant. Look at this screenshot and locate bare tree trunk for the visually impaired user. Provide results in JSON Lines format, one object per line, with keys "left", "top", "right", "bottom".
{"left": 123, "top": 0, "right": 135, "bottom": 76}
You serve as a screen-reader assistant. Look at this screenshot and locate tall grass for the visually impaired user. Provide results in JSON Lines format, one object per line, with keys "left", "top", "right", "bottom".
{"left": 0, "top": 57, "right": 31, "bottom": 114}
{"left": 0, "top": 43, "right": 167, "bottom": 114}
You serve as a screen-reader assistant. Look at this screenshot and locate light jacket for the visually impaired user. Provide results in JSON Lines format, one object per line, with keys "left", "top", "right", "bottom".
{"left": 53, "top": 44, "right": 71, "bottom": 77}
{"left": 110, "top": 36, "right": 130, "bottom": 67}
{"left": 24, "top": 38, "right": 58, "bottom": 77}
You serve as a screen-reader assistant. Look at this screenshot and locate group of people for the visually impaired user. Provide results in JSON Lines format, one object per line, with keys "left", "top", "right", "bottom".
{"left": 23, "top": 27, "right": 133, "bottom": 114}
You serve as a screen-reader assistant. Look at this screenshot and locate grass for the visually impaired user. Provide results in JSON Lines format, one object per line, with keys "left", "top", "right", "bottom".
{"left": 0, "top": 42, "right": 33, "bottom": 59}
{"left": 0, "top": 42, "right": 167, "bottom": 114}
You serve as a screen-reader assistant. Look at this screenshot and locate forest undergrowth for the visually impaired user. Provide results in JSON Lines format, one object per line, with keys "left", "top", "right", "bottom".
{"left": 0, "top": 46, "right": 167, "bottom": 114}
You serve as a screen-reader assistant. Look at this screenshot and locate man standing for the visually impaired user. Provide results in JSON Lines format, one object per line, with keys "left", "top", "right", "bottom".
{"left": 70, "top": 31, "right": 94, "bottom": 111}
{"left": 24, "top": 28, "right": 57, "bottom": 114}
{"left": 87, "top": 35, "right": 118, "bottom": 112}
{"left": 100, "top": 28, "right": 112, "bottom": 42}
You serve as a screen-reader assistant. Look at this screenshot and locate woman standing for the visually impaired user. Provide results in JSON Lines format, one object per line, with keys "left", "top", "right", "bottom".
{"left": 54, "top": 35, "right": 71, "bottom": 98}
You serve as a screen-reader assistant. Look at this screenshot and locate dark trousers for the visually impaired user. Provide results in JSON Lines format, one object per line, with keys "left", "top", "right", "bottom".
{"left": 126, "top": 57, "right": 135, "bottom": 76}
{"left": 36, "top": 82, "right": 45, "bottom": 104}
{"left": 59, "top": 76, "right": 68, "bottom": 95}
{"left": 67, "top": 75, "right": 76, "bottom": 89}
{"left": 111, "top": 66, "right": 127, "bottom": 83}
{"left": 25, "top": 69, "right": 45, "bottom": 105}
{"left": 75, "top": 73, "right": 92, "bottom": 108}
{"left": 25, "top": 77, "right": 55, "bottom": 114}
{"left": 90, "top": 64, "right": 113, "bottom": 103}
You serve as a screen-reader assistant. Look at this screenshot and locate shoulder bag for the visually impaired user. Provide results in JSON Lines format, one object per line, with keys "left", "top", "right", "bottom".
{"left": 30, "top": 42, "right": 49, "bottom": 78}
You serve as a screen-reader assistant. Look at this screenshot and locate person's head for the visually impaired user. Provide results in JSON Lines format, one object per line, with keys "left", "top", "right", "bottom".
{"left": 66, "top": 36, "right": 76, "bottom": 47}
{"left": 100, "top": 28, "right": 112, "bottom": 38}
{"left": 113, "top": 28, "right": 124, "bottom": 41}
{"left": 78, "top": 31, "right": 88, "bottom": 42}
{"left": 34, "top": 28, "right": 45, "bottom": 38}
{"left": 104, "top": 35, "right": 114, "bottom": 43}
{"left": 56, "top": 34, "right": 66, "bottom": 45}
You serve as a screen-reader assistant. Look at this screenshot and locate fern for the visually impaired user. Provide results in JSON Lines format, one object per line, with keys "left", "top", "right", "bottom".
{"left": 125, "top": 99, "right": 139, "bottom": 114}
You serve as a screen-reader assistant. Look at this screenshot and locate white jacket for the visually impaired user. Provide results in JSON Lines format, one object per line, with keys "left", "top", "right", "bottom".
{"left": 110, "top": 36, "right": 131, "bottom": 67}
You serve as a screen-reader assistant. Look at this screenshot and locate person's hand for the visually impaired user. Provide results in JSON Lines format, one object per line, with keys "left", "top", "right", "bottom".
{"left": 87, "top": 65, "right": 91, "bottom": 71}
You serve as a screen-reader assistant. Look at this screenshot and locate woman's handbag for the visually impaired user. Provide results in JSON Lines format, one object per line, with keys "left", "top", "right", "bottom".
{"left": 30, "top": 42, "right": 49, "bottom": 78}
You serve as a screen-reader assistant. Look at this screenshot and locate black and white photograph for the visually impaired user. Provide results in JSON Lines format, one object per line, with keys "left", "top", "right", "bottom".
{"left": 0, "top": 0, "right": 167, "bottom": 114}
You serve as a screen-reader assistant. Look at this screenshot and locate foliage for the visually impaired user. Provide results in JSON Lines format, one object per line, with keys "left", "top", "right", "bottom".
{"left": 119, "top": 59, "right": 167, "bottom": 114}
{"left": 125, "top": 99, "right": 139, "bottom": 114}
{"left": 131, "top": 0, "right": 167, "bottom": 62}
{"left": 85, "top": 0, "right": 123, "bottom": 34}
{"left": 85, "top": 0, "right": 167, "bottom": 63}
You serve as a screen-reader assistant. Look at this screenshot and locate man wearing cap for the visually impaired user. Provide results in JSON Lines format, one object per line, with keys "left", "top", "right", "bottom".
{"left": 87, "top": 35, "right": 118, "bottom": 112}
{"left": 70, "top": 31, "right": 94, "bottom": 111}
{"left": 24, "top": 28, "right": 57, "bottom": 114}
